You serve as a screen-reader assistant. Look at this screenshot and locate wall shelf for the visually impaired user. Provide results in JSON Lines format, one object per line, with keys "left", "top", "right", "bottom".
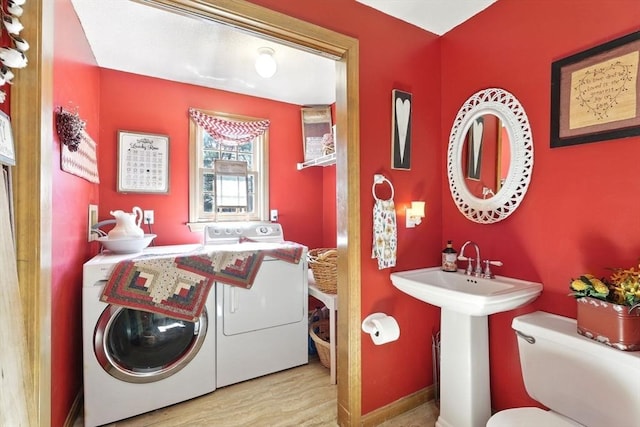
{"left": 297, "top": 152, "right": 336, "bottom": 170}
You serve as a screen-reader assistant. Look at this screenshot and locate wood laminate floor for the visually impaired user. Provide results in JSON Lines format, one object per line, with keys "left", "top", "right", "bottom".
{"left": 76, "top": 358, "right": 438, "bottom": 427}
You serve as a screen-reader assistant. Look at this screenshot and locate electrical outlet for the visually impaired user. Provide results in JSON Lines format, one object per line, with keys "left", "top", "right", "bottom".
{"left": 270, "top": 209, "right": 278, "bottom": 222}
{"left": 143, "top": 210, "right": 154, "bottom": 225}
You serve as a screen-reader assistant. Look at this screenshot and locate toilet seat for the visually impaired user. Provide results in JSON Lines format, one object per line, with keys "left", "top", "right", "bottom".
{"left": 487, "top": 407, "right": 583, "bottom": 427}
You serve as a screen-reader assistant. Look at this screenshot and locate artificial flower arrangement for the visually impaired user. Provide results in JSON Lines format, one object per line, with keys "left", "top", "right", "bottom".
{"left": 55, "top": 107, "right": 86, "bottom": 152}
{"left": 569, "top": 263, "right": 640, "bottom": 351}
{"left": 569, "top": 267, "right": 640, "bottom": 311}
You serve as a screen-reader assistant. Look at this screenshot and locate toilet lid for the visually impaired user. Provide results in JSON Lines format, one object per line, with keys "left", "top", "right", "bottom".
{"left": 487, "top": 408, "right": 583, "bottom": 427}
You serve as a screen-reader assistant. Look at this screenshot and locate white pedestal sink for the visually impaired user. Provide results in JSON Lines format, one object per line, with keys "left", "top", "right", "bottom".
{"left": 390, "top": 267, "right": 542, "bottom": 427}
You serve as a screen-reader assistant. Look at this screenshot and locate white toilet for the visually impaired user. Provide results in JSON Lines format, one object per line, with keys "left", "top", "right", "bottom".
{"left": 488, "top": 311, "right": 640, "bottom": 427}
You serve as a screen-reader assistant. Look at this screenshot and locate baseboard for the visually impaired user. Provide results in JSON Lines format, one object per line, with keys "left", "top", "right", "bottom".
{"left": 361, "top": 385, "right": 434, "bottom": 427}
{"left": 63, "top": 389, "right": 83, "bottom": 427}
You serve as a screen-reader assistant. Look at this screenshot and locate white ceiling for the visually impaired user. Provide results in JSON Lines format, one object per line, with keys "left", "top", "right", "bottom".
{"left": 70, "top": 0, "right": 496, "bottom": 106}
{"left": 70, "top": 0, "right": 337, "bottom": 106}
{"left": 355, "top": 0, "right": 498, "bottom": 36}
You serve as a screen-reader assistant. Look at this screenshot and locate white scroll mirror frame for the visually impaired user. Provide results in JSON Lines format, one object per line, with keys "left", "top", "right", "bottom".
{"left": 447, "top": 88, "right": 533, "bottom": 224}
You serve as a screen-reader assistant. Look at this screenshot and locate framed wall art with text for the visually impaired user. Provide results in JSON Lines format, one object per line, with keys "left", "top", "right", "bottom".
{"left": 117, "top": 130, "right": 169, "bottom": 193}
{"left": 550, "top": 31, "right": 640, "bottom": 148}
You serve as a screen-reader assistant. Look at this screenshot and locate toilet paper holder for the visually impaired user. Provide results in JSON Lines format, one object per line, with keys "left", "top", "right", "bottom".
{"left": 362, "top": 312, "right": 400, "bottom": 345}
{"left": 362, "top": 313, "right": 387, "bottom": 336}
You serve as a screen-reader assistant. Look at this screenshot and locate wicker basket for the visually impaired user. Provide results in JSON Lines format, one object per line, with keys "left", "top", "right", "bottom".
{"left": 310, "top": 319, "right": 331, "bottom": 369}
{"left": 308, "top": 248, "right": 337, "bottom": 294}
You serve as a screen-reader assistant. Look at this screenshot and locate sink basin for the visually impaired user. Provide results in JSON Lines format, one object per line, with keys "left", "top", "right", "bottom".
{"left": 390, "top": 267, "right": 542, "bottom": 316}
{"left": 391, "top": 267, "right": 543, "bottom": 427}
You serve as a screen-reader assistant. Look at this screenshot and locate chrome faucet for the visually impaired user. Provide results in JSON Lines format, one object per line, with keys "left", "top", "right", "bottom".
{"left": 482, "top": 259, "right": 504, "bottom": 279}
{"left": 458, "top": 241, "right": 482, "bottom": 277}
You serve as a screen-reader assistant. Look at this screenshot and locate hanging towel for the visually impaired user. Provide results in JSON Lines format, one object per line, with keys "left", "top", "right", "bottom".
{"left": 372, "top": 199, "right": 397, "bottom": 269}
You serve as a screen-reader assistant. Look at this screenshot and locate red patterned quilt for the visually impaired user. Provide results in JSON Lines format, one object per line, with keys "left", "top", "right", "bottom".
{"left": 100, "top": 242, "right": 304, "bottom": 322}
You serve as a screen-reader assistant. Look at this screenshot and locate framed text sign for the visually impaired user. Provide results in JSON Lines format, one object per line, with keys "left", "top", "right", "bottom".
{"left": 551, "top": 31, "right": 640, "bottom": 148}
{"left": 117, "top": 131, "right": 169, "bottom": 193}
{"left": 0, "top": 110, "right": 15, "bottom": 166}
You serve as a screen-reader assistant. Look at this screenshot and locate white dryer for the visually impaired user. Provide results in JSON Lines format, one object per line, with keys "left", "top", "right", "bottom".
{"left": 82, "top": 244, "right": 215, "bottom": 427}
{"left": 204, "top": 223, "right": 309, "bottom": 387}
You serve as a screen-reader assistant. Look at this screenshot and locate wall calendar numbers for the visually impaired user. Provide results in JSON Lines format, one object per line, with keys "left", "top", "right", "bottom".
{"left": 117, "top": 131, "right": 169, "bottom": 193}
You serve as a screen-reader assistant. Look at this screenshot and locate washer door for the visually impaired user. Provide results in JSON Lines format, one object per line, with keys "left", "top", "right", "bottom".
{"left": 94, "top": 305, "right": 208, "bottom": 383}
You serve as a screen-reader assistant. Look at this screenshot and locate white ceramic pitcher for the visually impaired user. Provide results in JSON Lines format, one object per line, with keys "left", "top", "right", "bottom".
{"left": 108, "top": 206, "right": 144, "bottom": 239}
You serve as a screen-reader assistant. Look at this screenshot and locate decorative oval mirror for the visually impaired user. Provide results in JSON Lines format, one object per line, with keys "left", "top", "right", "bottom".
{"left": 447, "top": 88, "right": 533, "bottom": 224}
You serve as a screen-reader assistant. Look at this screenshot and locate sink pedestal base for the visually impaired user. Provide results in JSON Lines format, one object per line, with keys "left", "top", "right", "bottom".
{"left": 436, "top": 309, "right": 491, "bottom": 427}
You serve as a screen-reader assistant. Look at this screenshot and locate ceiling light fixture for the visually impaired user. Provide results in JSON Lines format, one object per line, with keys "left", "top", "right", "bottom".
{"left": 255, "top": 47, "right": 277, "bottom": 78}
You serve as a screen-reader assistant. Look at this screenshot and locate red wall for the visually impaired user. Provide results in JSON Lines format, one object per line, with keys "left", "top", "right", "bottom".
{"left": 441, "top": 0, "right": 640, "bottom": 411}
{"left": 51, "top": 0, "right": 639, "bottom": 422}
{"left": 52, "top": 1, "right": 101, "bottom": 425}
{"left": 97, "top": 70, "right": 326, "bottom": 249}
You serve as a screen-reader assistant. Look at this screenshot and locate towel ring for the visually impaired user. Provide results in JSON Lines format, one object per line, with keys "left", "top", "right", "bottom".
{"left": 372, "top": 174, "right": 394, "bottom": 201}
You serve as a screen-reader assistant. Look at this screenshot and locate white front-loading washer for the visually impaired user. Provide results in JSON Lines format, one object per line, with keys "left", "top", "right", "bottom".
{"left": 82, "top": 244, "right": 215, "bottom": 427}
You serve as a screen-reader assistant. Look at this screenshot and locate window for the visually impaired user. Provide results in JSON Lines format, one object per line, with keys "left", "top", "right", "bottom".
{"left": 188, "top": 110, "right": 269, "bottom": 230}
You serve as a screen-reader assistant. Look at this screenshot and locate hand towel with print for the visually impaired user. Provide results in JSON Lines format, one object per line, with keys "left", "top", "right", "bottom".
{"left": 371, "top": 199, "right": 397, "bottom": 269}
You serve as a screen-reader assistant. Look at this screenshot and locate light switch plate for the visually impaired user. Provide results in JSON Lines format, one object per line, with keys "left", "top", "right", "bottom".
{"left": 88, "top": 204, "right": 98, "bottom": 242}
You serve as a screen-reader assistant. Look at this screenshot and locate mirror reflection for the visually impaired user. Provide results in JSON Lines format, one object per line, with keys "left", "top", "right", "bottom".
{"left": 461, "top": 114, "right": 511, "bottom": 199}
{"left": 447, "top": 88, "right": 533, "bottom": 224}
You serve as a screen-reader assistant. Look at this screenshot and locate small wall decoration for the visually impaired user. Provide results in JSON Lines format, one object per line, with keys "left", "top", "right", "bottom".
{"left": 0, "top": 110, "right": 15, "bottom": 165}
{"left": 56, "top": 107, "right": 86, "bottom": 152}
{"left": 551, "top": 31, "right": 640, "bottom": 148}
{"left": 61, "top": 130, "right": 99, "bottom": 183}
{"left": 0, "top": 0, "right": 29, "bottom": 104}
{"left": 117, "top": 131, "right": 169, "bottom": 194}
{"left": 391, "top": 89, "right": 412, "bottom": 170}
{"left": 301, "top": 106, "right": 333, "bottom": 161}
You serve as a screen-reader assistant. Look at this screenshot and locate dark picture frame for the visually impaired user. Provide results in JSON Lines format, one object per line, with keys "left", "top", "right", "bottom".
{"left": 391, "top": 89, "right": 412, "bottom": 170}
{"left": 550, "top": 31, "right": 640, "bottom": 148}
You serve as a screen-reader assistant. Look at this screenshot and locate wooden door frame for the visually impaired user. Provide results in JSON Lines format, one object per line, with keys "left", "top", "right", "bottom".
{"left": 12, "top": 1, "right": 54, "bottom": 425}
{"left": 15, "top": 1, "right": 361, "bottom": 425}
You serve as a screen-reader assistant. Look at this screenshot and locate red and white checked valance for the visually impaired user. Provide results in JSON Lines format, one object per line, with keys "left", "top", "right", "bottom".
{"left": 189, "top": 108, "right": 270, "bottom": 146}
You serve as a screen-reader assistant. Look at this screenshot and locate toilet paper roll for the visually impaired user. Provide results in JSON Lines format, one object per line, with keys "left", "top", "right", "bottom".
{"left": 370, "top": 315, "right": 400, "bottom": 345}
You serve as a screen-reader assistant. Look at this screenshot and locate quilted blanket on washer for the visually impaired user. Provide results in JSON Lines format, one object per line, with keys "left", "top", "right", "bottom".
{"left": 100, "top": 242, "right": 304, "bottom": 322}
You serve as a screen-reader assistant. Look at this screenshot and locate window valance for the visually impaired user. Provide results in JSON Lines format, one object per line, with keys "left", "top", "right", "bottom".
{"left": 189, "top": 108, "right": 270, "bottom": 146}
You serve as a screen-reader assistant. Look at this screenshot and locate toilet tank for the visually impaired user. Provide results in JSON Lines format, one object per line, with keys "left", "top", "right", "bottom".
{"left": 512, "top": 311, "right": 640, "bottom": 427}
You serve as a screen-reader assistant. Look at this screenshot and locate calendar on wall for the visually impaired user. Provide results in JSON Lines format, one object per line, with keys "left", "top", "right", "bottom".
{"left": 117, "top": 131, "right": 169, "bottom": 193}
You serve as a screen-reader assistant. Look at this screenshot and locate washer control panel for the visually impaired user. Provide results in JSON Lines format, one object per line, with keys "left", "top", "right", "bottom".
{"left": 204, "top": 222, "right": 284, "bottom": 244}
{"left": 256, "top": 224, "right": 277, "bottom": 237}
